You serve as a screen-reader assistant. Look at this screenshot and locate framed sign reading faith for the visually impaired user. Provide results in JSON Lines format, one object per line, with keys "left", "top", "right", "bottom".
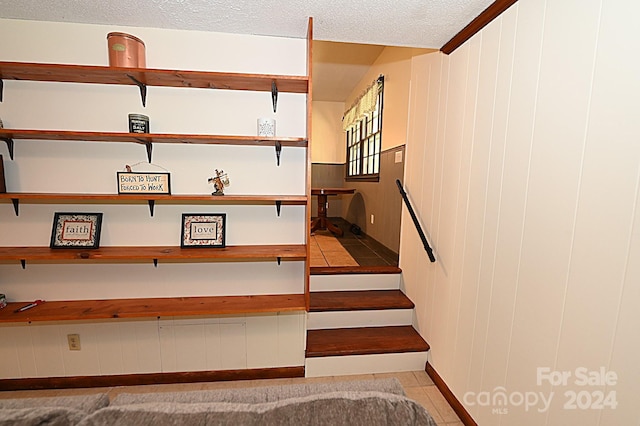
{"left": 50, "top": 212, "right": 103, "bottom": 249}
{"left": 117, "top": 172, "right": 171, "bottom": 195}
{"left": 181, "top": 213, "right": 226, "bottom": 248}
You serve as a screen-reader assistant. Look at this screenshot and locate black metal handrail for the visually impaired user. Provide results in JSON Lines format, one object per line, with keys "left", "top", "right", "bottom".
{"left": 396, "top": 179, "right": 436, "bottom": 262}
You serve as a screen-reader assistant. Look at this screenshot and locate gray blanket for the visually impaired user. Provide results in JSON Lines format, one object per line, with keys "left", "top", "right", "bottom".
{"left": 81, "top": 391, "right": 437, "bottom": 426}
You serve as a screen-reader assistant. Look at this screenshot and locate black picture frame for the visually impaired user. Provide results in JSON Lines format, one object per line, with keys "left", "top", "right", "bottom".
{"left": 50, "top": 212, "right": 103, "bottom": 249}
{"left": 181, "top": 213, "right": 226, "bottom": 248}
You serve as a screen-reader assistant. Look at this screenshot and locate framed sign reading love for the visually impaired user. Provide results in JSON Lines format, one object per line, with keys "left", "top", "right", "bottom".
{"left": 180, "top": 213, "right": 226, "bottom": 248}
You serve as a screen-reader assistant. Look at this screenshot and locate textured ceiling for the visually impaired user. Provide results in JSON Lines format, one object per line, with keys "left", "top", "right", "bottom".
{"left": 0, "top": 0, "right": 493, "bottom": 102}
{"left": 0, "top": 0, "right": 494, "bottom": 49}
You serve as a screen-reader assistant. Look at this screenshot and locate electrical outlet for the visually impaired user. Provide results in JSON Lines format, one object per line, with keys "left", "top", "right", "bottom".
{"left": 370, "top": 214, "right": 375, "bottom": 224}
{"left": 67, "top": 334, "right": 81, "bottom": 351}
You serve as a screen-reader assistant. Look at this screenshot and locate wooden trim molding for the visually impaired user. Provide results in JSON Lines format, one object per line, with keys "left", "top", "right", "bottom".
{"left": 310, "top": 265, "right": 401, "bottom": 275}
{"left": 440, "top": 0, "right": 519, "bottom": 54}
{"left": 0, "top": 366, "right": 305, "bottom": 391}
{"left": 305, "top": 16, "right": 314, "bottom": 312}
{"left": 426, "top": 362, "right": 478, "bottom": 426}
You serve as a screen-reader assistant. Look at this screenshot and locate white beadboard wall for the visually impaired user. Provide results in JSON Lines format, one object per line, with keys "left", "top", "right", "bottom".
{"left": 0, "top": 19, "right": 308, "bottom": 377}
{"left": 0, "top": 313, "right": 305, "bottom": 379}
{"left": 401, "top": 0, "right": 640, "bottom": 425}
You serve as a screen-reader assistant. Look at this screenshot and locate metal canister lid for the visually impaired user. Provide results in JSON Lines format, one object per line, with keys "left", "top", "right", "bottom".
{"left": 107, "top": 32, "right": 146, "bottom": 47}
{"left": 128, "top": 114, "right": 149, "bottom": 120}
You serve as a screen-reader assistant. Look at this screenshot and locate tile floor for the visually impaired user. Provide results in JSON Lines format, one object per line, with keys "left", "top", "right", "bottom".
{"left": 0, "top": 371, "right": 463, "bottom": 425}
{"left": 313, "top": 217, "right": 399, "bottom": 267}
{"left": 310, "top": 231, "right": 359, "bottom": 267}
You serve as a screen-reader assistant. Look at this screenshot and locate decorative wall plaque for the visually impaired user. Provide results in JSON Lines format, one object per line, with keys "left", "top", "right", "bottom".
{"left": 181, "top": 213, "right": 226, "bottom": 248}
{"left": 50, "top": 212, "right": 103, "bottom": 249}
{"left": 117, "top": 171, "right": 171, "bottom": 194}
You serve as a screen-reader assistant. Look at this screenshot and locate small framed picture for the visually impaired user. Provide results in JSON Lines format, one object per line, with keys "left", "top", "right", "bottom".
{"left": 50, "top": 212, "right": 103, "bottom": 249}
{"left": 181, "top": 213, "right": 226, "bottom": 248}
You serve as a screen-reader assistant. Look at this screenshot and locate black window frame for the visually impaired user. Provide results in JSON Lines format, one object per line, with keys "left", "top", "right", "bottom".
{"left": 345, "top": 77, "right": 384, "bottom": 182}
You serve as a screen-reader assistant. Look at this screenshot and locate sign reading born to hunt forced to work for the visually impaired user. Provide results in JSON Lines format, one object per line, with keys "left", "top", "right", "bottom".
{"left": 117, "top": 172, "right": 171, "bottom": 195}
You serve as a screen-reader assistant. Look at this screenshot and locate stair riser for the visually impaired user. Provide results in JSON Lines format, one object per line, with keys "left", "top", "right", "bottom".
{"left": 307, "top": 309, "right": 413, "bottom": 330}
{"left": 310, "top": 274, "right": 401, "bottom": 292}
{"left": 305, "top": 352, "right": 429, "bottom": 377}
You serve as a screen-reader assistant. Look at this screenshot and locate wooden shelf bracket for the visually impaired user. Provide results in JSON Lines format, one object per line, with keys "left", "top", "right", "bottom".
{"left": 127, "top": 74, "right": 147, "bottom": 107}
{"left": 277, "top": 256, "right": 281, "bottom": 265}
{"left": 275, "top": 200, "right": 281, "bottom": 216}
{"left": 1, "top": 137, "right": 14, "bottom": 160}
{"left": 0, "top": 79, "right": 3, "bottom": 102}
{"left": 20, "top": 259, "right": 25, "bottom": 269}
{"left": 153, "top": 258, "right": 158, "bottom": 267}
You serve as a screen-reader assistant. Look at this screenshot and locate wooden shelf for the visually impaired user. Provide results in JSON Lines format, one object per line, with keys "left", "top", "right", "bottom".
{"left": 0, "top": 22, "right": 313, "bottom": 324}
{"left": 0, "top": 193, "right": 307, "bottom": 203}
{"left": 0, "top": 129, "right": 306, "bottom": 163}
{"left": 0, "top": 129, "right": 306, "bottom": 147}
{"left": 0, "top": 129, "right": 306, "bottom": 162}
{"left": 0, "top": 61, "right": 308, "bottom": 93}
{"left": 0, "top": 192, "right": 307, "bottom": 216}
{"left": 0, "top": 294, "right": 306, "bottom": 323}
{"left": 0, "top": 245, "right": 306, "bottom": 266}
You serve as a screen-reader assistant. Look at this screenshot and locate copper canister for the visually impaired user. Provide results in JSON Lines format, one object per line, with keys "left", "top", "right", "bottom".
{"left": 107, "top": 32, "right": 146, "bottom": 68}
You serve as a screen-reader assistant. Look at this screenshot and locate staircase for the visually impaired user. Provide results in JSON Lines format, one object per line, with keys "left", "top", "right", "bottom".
{"left": 305, "top": 270, "right": 430, "bottom": 377}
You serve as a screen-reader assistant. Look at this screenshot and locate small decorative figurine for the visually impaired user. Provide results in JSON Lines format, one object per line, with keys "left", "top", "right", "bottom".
{"left": 208, "top": 169, "right": 230, "bottom": 196}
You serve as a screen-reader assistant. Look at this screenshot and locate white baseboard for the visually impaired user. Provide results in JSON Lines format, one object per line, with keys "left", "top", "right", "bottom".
{"left": 305, "top": 351, "right": 428, "bottom": 377}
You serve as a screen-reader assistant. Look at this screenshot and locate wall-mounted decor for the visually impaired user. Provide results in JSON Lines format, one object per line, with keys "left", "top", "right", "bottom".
{"left": 181, "top": 213, "right": 226, "bottom": 248}
{"left": 117, "top": 171, "right": 171, "bottom": 194}
{"left": 257, "top": 118, "right": 276, "bottom": 137}
{"left": 50, "top": 212, "right": 103, "bottom": 249}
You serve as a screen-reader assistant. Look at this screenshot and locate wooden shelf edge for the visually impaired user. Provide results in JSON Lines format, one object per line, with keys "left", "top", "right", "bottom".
{"left": 0, "top": 294, "right": 306, "bottom": 323}
{"left": 0, "top": 245, "right": 307, "bottom": 262}
{"left": 0, "top": 61, "right": 309, "bottom": 93}
{"left": 0, "top": 193, "right": 307, "bottom": 203}
{"left": 0, "top": 129, "right": 308, "bottom": 147}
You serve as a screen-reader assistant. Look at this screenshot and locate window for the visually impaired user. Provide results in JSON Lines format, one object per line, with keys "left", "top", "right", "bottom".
{"left": 343, "top": 76, "right": 384, "bottom": 181}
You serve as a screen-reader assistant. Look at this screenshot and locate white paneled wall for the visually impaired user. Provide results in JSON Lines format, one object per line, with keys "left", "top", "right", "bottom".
{"left": 0, "top": 19, "right": 308, "bottom": 378}
{"left": 401, "top": 0, "right": 640, "bottom": 424}
{"left": 0, "top": 313, "right": 305, "bottom": 379}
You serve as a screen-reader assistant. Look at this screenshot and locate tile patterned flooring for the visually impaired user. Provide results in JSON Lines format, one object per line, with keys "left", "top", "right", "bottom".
{"left": 0, "top": 371, "right": 463, "bottom": 425}
{"left": 313, "top": 218, "right": 399, "bottom": 267}
{"left": 310, "top": 231, "right": 359, "bottom": 267}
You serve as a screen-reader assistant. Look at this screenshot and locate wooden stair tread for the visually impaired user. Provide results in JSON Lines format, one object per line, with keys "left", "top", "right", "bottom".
{"left": 306, "top": 326, "right": 429, "bottom": 357}
{"left": 310, "top": 266, "right": 401, "bottom": 275}
{"left": 310, "top": 290, "right": 414, "bottom": 312}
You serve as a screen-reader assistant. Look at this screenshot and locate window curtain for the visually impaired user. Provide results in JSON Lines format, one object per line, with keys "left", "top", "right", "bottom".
{"left": 342, "top": 76, "right": 383, "bottom": 131}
